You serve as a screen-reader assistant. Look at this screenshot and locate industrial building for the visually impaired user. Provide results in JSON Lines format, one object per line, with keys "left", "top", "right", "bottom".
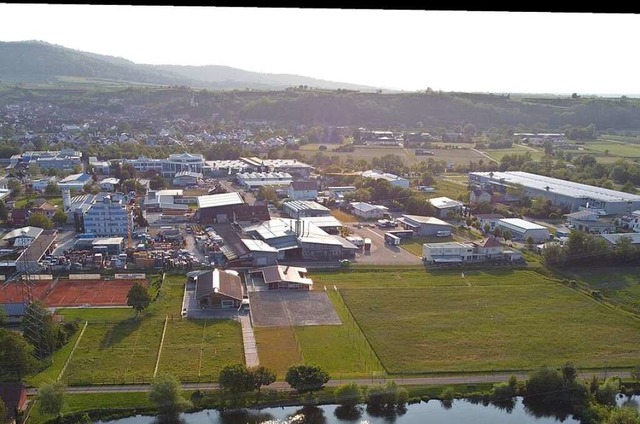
{"left": 397, "top": 215, "right": 453, "bottom": 236}
{"left": 496, "top": 218, "right": 551, "bottom": 243}
{"left": 469, "top": 171, "right": 640, "bottom": 215}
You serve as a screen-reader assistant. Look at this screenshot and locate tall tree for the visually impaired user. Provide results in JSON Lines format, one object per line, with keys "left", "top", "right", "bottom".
{"left": 148, "top": 374, "right": 192, "bottom": 416}
{"left": 127, "top": 282, "right": 151, "bottom": 315}
{"left": 37, "top": 381, "right": 66, "bottom": 417}
{"left": 25, "top": 212, "right": 54, "bottom": 230}
{"left": 285, "top": 364, "right": 330, "bottom": 394}
{"left": 0, "top": 329, "right": 38, "bottom": 380}
{"left": 219, "top": 363, "right": 252, "bottom": 393}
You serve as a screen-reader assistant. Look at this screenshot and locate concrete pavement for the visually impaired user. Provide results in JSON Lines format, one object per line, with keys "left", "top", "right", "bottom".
{"left": 239, "top": 311, "right": 259, "bottom": 367}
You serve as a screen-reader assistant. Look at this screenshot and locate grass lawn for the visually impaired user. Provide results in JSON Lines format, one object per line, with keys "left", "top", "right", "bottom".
{"left": 254, "top": 326, "right": 302, "bottom": 378}
{"left": 157, "top": 319, "right": 244, "bottom": 382}
{"left": 481, "top": 146, "right": 544, "bottom": 162}
{"left": 27, "top": 392, "right": 154, "bottom": 424}
{"left": 585, "top": 140, "right": 640, "bottom": 158}
{"left": 333, "top": 269, "right": 640, "bottom": 374}
{"left": 293, "top": 289, "right": 384, "bottom": 379}
{"left": 61, "top": 317, "right": 164, "bottom": 385}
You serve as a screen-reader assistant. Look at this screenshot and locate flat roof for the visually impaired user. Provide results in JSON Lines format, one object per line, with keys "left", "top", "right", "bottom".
{"left": 400, "top": 215, "right": 451, "bottom": 226}
{"left": 197, "top": 192, "right": 244, "bottom": 209}
{"left": 470, "top": 171, "right": 640, "bottom": 203}
{"left": 282, "top": 200, "right": 329, "bottom": 213}
{"left": 428, "top": 196, "right": 464, "bottom": 209}
{"left": 600, "top": 233, "right": 640, "bottom": 245}
{"left": 498, "top": 218, "right": 548, "bottom": 230}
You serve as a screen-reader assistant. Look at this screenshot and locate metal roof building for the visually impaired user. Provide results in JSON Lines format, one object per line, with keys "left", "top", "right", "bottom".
{"left": 469, "top": 171, "right": 640, "bottom": 215}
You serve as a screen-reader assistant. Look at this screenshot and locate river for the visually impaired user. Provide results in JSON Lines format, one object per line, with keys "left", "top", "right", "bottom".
{"left": 95, "top": 395, "right": 640, "bottom": 424}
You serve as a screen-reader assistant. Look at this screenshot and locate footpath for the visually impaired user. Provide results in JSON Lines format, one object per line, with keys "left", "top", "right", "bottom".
{"left": 26, "top": 371, "right": 632, "bottom": 395}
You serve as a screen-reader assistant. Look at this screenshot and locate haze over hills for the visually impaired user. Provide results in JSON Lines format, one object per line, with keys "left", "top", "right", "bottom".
{"left": 0, "top": 40, "right": 383, "bottom": 91}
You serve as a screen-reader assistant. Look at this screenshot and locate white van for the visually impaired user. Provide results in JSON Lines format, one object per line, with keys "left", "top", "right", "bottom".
{"left": 436, "top": 230, "right": 452, "bottom": 237}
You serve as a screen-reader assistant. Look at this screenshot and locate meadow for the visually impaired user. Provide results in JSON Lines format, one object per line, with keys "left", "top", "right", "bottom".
{"left": 314, "top": 268, "right": 640, "bottom": 374}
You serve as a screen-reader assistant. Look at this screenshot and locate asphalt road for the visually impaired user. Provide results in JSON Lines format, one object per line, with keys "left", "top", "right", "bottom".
{"left": 26, "top": 370, "right": 632, "bottom": 395}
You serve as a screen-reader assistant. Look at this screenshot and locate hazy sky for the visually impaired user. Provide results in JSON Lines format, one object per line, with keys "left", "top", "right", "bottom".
{"left": 1, "top": 4, "right": 639, "bottom": 95}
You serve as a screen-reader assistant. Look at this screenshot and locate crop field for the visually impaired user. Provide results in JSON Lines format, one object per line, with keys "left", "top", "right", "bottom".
{"left": 331, "top": 270, "right": 640, "bottom": 374}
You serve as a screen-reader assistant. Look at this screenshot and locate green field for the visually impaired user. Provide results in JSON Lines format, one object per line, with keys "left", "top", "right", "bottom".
{"left": 560, "top": 266, "right": 640, "bottom": 314}
{"left": 314, "top": 268, "right": 640, "bottom": 374}
{"left": 482, "top": 146, "right": 544, "bottom": 162}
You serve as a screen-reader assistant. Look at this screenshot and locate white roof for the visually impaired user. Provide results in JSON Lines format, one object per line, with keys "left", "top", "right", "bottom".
{"left": 429, "top": 196, "right": 464, "bottom": 209}
{"left": 99, "top": 177, "right": 120, "bottom": 185}
{"left": 498, "top": 218, "right": 547, "bottom": 231}
{"left": 471, "top": 171, "right": 640, "bottom": 203}
{"left": 197, "top": 192, "right": 244, "bottom": 209}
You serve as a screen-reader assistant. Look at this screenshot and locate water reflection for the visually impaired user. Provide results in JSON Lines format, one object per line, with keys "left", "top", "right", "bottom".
{"left": 97, "top": 396, "right": 640, "bottom": 424}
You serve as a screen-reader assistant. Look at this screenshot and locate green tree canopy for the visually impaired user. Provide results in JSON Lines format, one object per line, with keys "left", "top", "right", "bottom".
{"left": 334, "top": 381, "right": 364, "bottom": 409}
{"left": 25, "top": 212, "right": 53, "bottom": 230}
{"left": 218, "top": 363, "right": 252, "bottom": 393}
{"left": 148, "top": 374, "right": 192, "bottom": 416}
{"left": 0, "top": 329, "right": 38, "bottom": 380}
{"left": 285, "top": 364, "right": 330, "bottom": 394}
{"left": 37, "top": 381, "right": 66, "bottom": 417}
{"left": 126, "top": 282, "right": 151, "bottom": 315}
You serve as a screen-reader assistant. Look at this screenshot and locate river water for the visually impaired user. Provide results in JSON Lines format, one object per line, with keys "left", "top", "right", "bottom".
{"left": 95, "top": 395, "right": 640, "bottom": 424}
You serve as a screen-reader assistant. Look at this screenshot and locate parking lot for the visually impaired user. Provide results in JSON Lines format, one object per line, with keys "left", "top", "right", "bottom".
{"left": 348, "top": 225, "right": 423, "bottom": 266}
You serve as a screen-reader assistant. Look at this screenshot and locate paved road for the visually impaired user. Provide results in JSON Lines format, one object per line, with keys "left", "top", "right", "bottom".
{"left": 27, "top": 371, "right": 632, "bottom": 395}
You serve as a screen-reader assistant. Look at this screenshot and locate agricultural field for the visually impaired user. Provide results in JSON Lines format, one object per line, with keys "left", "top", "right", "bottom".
{"left": 298, "top": 144, "right": 486, "bottom": 167}
{"left": 481, "top": 145, "right": 544, "bottom": 162}
{"left": 314, "top": 268, "right": 640, "bottom": 374}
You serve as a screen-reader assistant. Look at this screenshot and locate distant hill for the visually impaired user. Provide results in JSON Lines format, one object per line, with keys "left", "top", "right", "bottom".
{"left": 0, "top": 40, "right": 381, "bottom": 91}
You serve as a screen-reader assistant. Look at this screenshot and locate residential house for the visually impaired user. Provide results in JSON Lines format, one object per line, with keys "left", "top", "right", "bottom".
{"left": 193, "top": 268, "right": 244, "bottom": 309}
{"left": 32, "top": 199, "right": 58, "bottom": 220}
{"left": 248, "top": 265, "right": 313, "bottom": 290}
{"left": 0, "top": 382, "right": 28, "bottom": 424}
{"left": 287, "top": 181, "right": 319, "bottom": 201}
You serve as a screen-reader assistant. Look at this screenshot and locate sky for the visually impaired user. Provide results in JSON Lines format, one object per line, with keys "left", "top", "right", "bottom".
{"left": 1, "top": 4, "right": 640, "bottom": 95}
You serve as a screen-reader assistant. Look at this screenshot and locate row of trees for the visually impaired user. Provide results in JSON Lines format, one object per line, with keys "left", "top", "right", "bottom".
{"left": 542, "top": 230, "right": 640, "bottom": 267}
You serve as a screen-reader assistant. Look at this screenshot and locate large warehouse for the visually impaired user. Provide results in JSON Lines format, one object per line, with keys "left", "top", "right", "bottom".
{"left": 468, "top": 171, "right": 640, "bottom": 215}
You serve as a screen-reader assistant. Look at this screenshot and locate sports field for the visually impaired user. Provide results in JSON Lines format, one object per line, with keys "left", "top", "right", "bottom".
{"left": 0, "top": 278, "right": 148, "bottom": 307}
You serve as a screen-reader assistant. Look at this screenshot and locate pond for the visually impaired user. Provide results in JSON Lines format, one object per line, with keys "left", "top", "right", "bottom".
{"left": 94, "top": 395, "right": 640, "bottom": 424}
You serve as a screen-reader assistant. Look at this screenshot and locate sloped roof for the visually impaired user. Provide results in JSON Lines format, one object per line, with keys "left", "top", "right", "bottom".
{"left": 474, "top": 237, "right": 503, "bottom": 248}
{"left": 194, "top": 269, "right": 243, "bottom": 301}
{"left": 2, "top": 226, "right": 43, "bottom": 240}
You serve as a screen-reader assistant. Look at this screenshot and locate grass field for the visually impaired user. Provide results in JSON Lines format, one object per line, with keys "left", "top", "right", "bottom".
{"left": 481, "top": 146, "right": 544, "bottom": 162}
{"left": 560, "top": 266, "right": 640, "bottom": 314}
{"left": 254, "top": 326, "right": 303, "bottom": 377}
{"left": 314, "top": 268, "right": 640, "bottom": 374}
{"left": 26, "top": 273, "right": 245, "bottom": 385}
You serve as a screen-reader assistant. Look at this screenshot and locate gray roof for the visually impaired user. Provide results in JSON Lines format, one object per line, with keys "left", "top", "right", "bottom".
{"left": 600, "top": 233, "right": 640, "bottom": 245}
{"left": 283, "top": 200, "right": 329, "bottom": 213}
{"left": 498, "top": 218, "right": 548, "bottom": 231}
{"left": 2, "top": 226, "right": 43, "bottom": 240}
{"left": 197, "top": 192, "right": 244, "bottom": 209}
{"left": 400, "top": 215, "right": 451, "bottom": 226}
{"left": 471, "top": 171, "right": 640, "bottom": 203}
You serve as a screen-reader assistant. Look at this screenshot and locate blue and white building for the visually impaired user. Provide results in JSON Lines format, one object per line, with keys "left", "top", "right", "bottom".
{"left": 81, "top": 195, "right": 132, "bottom": 237}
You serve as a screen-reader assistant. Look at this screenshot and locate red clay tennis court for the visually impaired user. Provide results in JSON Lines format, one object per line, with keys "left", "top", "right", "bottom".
{"left": 0, "top": 278, "right": 148, "bottom": 307}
